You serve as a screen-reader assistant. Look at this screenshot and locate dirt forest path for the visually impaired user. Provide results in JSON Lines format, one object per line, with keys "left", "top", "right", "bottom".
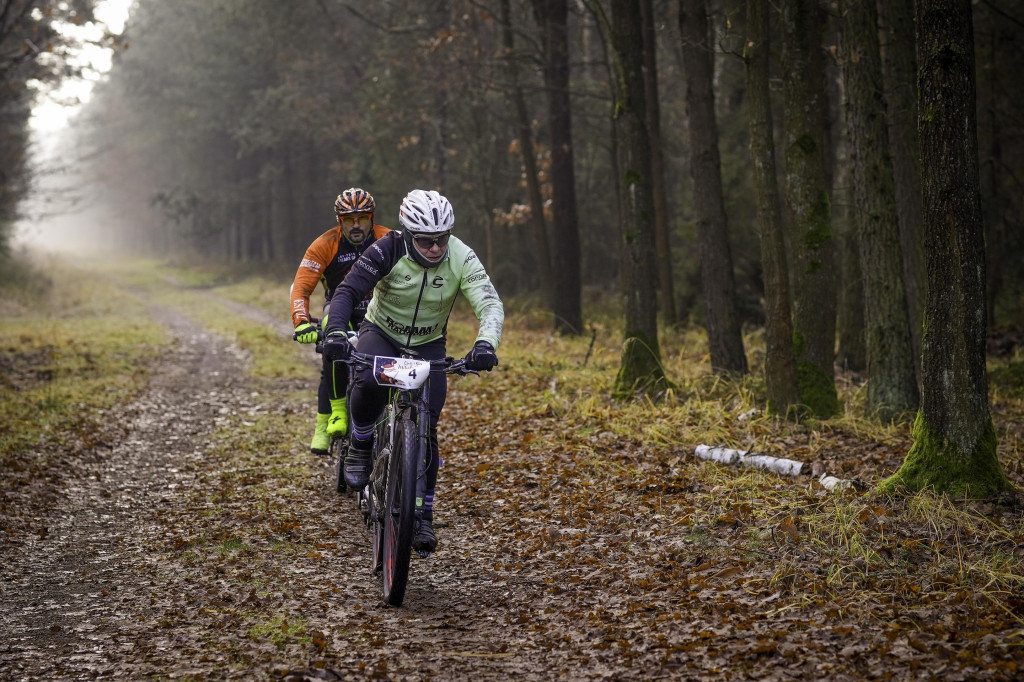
{"left": 0, "top": 296, "right": 256, "bottom": 677}
{"left": 0, "top": 275, "right": 581, "bottom": 680}
{"left": 3, "top": 266, "right": 1023, "bottom": 681}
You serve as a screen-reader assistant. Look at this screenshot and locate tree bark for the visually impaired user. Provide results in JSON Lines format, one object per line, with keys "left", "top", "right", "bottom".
{"left": 532, "top": 0, "right": 583, "bottom": 335}
{"left": 781, "top": 0, "right": 838, "bottom": 416}
{"left": 840, "top": 0, "right": 918, "bottom": 420}
{"left": 744, "top": 0, "right": 800, "bottom": 415}
{"left": 500, "top": 0, "right": 555, "bottom": 301}
{"left": 835, "top": 175, "right": 866, "bottom": 372}
{"left": 878, "top": 0, "right": 925, "bottom": 382}
{"left": 679, "top": 0, "right": 748, "bottom": 375}
{"left": 590, "top": 0, "right": 667, "bottom": 397}
{"left": 880, "top": 0, "right": 1008, "bottom": 498}
{"left": 640, "top": 0, "right": 677, "bottom": 327}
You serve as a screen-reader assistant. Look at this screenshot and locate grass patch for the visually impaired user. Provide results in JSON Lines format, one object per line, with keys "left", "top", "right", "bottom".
{"left": 247, "top": 614, "right": 312, "bottom": 648}
{"left": 0, "top": 255, "right": 167, "bottom": 463}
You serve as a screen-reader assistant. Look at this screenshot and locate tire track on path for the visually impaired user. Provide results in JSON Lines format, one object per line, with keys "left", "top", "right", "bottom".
{"left": 1, "top": 293, "right": 253, "bottom": 679}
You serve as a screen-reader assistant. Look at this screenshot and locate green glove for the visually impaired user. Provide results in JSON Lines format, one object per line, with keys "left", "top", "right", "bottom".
{"left": 293, "top": 322, "right": 318, "bottom": 344}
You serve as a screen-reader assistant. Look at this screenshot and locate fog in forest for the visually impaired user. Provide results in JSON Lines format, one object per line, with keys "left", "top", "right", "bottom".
{"left": 6, "top": 0, "right": 1024, "bottom": 327}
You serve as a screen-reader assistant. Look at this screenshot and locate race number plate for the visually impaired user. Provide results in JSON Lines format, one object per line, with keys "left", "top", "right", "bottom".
{"left": 372, "top": 356, "right": 431, "bottom": 390}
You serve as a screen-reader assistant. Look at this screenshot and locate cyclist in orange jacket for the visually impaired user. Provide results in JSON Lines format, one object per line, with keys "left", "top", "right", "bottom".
{"left": 290, "top": 188, "right": 390, "bottom": 454}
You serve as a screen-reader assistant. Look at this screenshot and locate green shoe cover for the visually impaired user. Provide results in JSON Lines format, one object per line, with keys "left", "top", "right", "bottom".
{"left": 326, "top": 398, "right": 348, "bottom": 437}
{"left": 310, "top": 413, "right": 330, "bottom": 454}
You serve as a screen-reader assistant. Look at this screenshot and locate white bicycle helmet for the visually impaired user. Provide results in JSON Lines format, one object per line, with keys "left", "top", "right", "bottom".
{"left": 400, "top": 189, "right": 454, "bottom": 267}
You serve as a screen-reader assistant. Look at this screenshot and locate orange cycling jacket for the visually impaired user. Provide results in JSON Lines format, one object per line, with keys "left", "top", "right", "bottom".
{"left": 290, "top": 223, "right": 390, "bottom": 328}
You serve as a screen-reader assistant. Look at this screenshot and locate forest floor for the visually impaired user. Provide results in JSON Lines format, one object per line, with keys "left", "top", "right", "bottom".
{"left": 2, "top": 255, "right": 1024, "bottom": 681}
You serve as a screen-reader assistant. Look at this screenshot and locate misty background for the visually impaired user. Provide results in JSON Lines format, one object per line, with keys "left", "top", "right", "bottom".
{"left": 6, "top": 0, "right": 1024, "bottom": 330}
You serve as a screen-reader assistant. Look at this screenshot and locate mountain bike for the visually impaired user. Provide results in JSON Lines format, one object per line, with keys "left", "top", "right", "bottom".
{"left": 339, "top": 349, "right": 475, "bottom": 606}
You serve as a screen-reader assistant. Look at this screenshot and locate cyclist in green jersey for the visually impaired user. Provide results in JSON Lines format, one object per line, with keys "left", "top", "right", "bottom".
{"left": 323, "top": 189, "right": 503, "bottom": 552}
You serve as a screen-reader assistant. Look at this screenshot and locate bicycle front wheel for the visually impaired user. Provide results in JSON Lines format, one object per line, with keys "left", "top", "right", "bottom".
{"left": 381, "top": 416, "right": 419, "bottom": 606}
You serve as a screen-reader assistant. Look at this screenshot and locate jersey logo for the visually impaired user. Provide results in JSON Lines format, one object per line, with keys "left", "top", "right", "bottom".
{"left": 385, "top": 315, "right": 438, "bottom": 337}
{"left": 431, "top": 276, "right": 444, "bottom": 288}
{"left": 356, "top": 260, "right": 379, "bottom": 276}
{"left": 300, "top": 258, "right": 321, "bottom": 272}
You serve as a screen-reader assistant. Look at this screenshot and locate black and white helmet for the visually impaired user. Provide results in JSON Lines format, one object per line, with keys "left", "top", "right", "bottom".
{"left": 400, "top": 190, "right": 454, "bottom": 267}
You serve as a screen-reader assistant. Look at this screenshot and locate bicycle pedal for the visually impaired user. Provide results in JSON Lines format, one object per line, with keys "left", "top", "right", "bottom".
{"left": 415, "top": 549, "right": 432, "bottom": 559}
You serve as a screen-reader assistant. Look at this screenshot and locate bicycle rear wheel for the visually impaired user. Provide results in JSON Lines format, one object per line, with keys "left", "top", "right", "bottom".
{"left": 381, "top": 415, "right": 419, "bottom": 606}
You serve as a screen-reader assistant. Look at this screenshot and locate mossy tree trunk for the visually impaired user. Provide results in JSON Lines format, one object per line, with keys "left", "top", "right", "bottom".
{"left": 880, "top": 0, "right": 1009, "bottom": 498}
{"left": 590, "top": 0, "right": 667, "bottom": 398}
{"left": 743, "top": 0, "right": 800, "bottom": 417}
{"left": 679, "top": 0, "right": 748, "bottom": 375}
{"left": 781, "top": 0, "right": 839, "bottom": 417}
{"left": 840, "top": 0, "right": 918, "bottom": 421}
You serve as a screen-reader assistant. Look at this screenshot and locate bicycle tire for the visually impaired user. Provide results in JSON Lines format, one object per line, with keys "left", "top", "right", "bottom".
{"left": 381, "top": 415, "right": 419, "bottom": 606}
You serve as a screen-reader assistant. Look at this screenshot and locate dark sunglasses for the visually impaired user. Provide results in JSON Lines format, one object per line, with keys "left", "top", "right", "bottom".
{"left": 413, "top": 233, "right": 450, "bottom": 249}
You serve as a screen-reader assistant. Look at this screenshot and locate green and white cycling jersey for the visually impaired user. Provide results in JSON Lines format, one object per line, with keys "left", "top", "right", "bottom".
{"left": 325, "top": 230, "right": 503, "bottom": 350}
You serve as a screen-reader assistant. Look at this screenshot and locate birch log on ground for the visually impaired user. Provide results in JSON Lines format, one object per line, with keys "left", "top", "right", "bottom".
{"left": 693, "top": 444, "right": 853, "bottom": 490}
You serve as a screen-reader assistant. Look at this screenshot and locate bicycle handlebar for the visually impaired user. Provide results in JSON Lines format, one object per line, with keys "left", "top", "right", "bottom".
{"left": 298, "top": 321, "right": 479, "bottom": 376}
{"left": 340, "top": 349, "right": 478, "bottom": 377}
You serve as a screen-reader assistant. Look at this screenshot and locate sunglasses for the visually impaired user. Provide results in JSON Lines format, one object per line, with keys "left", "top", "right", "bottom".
{"left": 339, "top": 214, "right": 371, "bottom": 227}
{"left": 413, "top": 233, "right": 450, "bottom": 249}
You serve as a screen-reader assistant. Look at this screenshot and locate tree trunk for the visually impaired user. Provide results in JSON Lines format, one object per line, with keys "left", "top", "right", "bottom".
{"left": 840, "top": 0, "right": 918, "bottom": 420}
{"left": 880, "top": 0, "right": 1008, "bottom": 498}
{"left": 500, "top": 0, "right": 555, "bottom": 301}
{"left": 831, "top": 53, "right": 865, "bottom": 372}
{"left": 878, "top": 0, "right": 925, "bottom": 382}
{"left": 781, "top": 0, "right": 838, "bottom": 415}
{"left": 640, "top": 0, "right": 677, "bottom": 327}
{"left": 744, "top": 0, "right": 800, "bottom": 416}
{"left": 679, "top": 0, "right": 748, "bottom": 375}
{"left": 974, "top": 6, "right": 1012, "bottom": 329}
{"left": 532, "top": 0, "right": 584, "bottom": 335}
{"left": 835, "top": 177, "right": 866, "bottom": 372}
{"left": 590, "top": 0, "right": 667, "bottom": 397}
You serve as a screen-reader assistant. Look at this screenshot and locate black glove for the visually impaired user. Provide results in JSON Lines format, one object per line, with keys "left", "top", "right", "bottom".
{"left": 464, "top": 341, "right": 498, "bottom": 371}
{"left": 322, "top": 333, "right": 352, "bottom": 362}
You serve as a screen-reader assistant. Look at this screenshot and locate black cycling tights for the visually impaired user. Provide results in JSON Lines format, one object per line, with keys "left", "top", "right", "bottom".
{"left": 348, "top": 323, "right": 448, "bottom": 494}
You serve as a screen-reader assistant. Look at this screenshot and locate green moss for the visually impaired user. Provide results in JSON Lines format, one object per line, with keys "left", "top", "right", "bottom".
{"left": 612, "top": 334, "right": 671, "bottom": 400}
{"left": 804, "top": 195, "right": 832, "bottom": 251}
{"left": 623, "top": 168, "right": 643, "bottom": 188}
{"left": 792, "top": 330, "right": 805, "bottom": 358}
{"left": 879, "top": 411, "right": 1010, "bottom": 498}
{"left": 794, "top": 133, "right": 817, "bottom": 156}
{"left": 796, "top": 360, "right": 840, "bottom": 418}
